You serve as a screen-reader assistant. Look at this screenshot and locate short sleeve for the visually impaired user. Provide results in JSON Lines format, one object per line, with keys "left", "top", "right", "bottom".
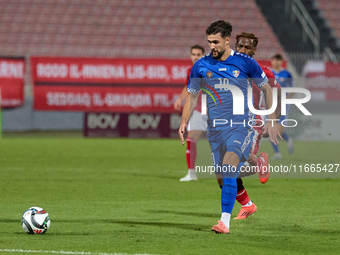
{"left": 247, "top": 58, "right": 268, "bottom": 88}
{"left": 187, "top": 61, "right": 202, "bottom": 94}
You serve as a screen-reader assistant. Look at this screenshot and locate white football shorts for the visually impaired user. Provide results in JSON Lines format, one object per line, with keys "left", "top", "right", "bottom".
{"left": 187, "top": 110, "right": 208, "bottom": 132}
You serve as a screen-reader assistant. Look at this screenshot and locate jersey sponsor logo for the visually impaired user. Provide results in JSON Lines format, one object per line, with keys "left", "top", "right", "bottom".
{"left": 218, "top": 68, "right": 227, "bottom": 71}
{"left": 233, "top": 70, "right": 240, "bottom": 77}
{"left": 261, "top": 72, "right": 266, "bottom": 78}
{"left": 206, "top": 71, "right": 213, "bottom": 78}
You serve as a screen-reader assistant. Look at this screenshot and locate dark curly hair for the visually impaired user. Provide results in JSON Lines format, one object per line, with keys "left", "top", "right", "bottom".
{"left": 236, "top": 32, "right": 259, "bottom": 48}
{"left": 206, "top": 20, "right": 233, "bottom": 38}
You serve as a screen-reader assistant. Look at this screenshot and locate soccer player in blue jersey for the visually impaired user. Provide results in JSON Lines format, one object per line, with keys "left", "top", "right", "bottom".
{"left": 270, "top": 54, "right": 295, "bottom": 160}
{"left": 178, "top": 20, "right": 282, "bottom": 234}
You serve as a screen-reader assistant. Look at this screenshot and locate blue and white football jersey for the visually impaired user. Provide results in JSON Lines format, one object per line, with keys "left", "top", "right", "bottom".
{"left": 271, "top": 68, "right": 294, "bottom": 88}
{"left": 188, "top": 50, "right": 268, "bottom": 132}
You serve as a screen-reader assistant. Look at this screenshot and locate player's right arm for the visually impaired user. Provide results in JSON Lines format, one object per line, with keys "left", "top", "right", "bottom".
{"left": 178, "top": 61, "right": 201, "bottom": 145}
{"left": 179, "top": 93, "right": 199, "bottom": 145}
{"left": 174, "top": 67, "right": 192, "bottom": 111}
{"left": 174, "top": 86, "right": 189, "bottom": 112}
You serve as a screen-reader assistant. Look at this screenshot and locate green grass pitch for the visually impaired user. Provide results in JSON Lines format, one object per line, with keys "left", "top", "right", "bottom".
{"left": 0, "top": 137, "right": 339, "bottom": 255}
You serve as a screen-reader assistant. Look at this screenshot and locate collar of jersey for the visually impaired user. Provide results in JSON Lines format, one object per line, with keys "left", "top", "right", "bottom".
{"left": 209, "top": 49, "right": 234, "bottom": 62}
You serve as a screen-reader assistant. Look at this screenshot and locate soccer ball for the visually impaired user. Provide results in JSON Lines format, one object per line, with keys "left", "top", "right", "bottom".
{"left": 21, "top": 207, "right": 50, "bottom": 234}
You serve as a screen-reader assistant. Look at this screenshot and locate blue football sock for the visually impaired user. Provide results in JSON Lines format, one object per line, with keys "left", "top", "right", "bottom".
{"left": 220, "top": 165, "right": 237, "bottom": 214}
{"left": 221, "top": 178, "right": 237, "bottom": 214}
{"left": 270, "top": 141, "right": 280, "bottom": 154}
{"left": 282, "top": 132, "right": 289, "bottom": 141}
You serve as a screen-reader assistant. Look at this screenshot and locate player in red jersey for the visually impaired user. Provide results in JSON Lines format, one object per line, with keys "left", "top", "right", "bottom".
{"left": 233, "top": 32, "right": 282, "bottom": 219}
{"left": 174, "top": 45, "right": 206, "bottom": 181}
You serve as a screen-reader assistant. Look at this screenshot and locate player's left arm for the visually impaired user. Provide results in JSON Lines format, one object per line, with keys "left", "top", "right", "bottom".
{"left": 248, "top": 59, "right": 282, "bottom": 145}
{"left": 260, "top": 83, "right": 283, "bottom": 145}
{"left": 261, "top": 83, "right": 281, "bottom": 138}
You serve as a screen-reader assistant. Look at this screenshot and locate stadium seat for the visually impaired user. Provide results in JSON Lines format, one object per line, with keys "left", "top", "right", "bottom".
{"left": 0, "top": 0, "right": 284, "bottom": 60}
{"left": 316, "top": 0, "right": 340, "bottom": 44}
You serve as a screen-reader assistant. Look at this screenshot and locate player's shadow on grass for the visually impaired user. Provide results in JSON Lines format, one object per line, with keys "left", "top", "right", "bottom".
{"left": 147, "top": 209, "right": 217, "bottom": 218}
{"left": 14, "top": 231, "right": 94, "bottom": 236}
{"left": 103, "top": 219, "right": 210, "bottom": 231}
{"left": 51, "top": 218, "right": 210, "bottom": 231}
{"left": 0, "top": 219, "right": 18, "bottom": 223}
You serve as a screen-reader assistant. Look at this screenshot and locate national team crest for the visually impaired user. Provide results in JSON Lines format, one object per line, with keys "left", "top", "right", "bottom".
{"left": 206, "top": 71, "right": 213, "bottom": 78}
{"left": 233, "top": 70, "right": 240, "bottom": 77}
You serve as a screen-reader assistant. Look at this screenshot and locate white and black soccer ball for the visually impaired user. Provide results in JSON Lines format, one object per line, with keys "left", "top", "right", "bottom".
{"left": 21, "top": 207, "right": 50, "bottom": 234}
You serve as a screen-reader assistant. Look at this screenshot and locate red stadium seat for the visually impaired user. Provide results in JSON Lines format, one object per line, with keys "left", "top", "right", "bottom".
{"left": 0, "top": 0, "right": 284, "bottom": 57}
{"left": 315, "top": 0, "right": 340, "bottom": 42}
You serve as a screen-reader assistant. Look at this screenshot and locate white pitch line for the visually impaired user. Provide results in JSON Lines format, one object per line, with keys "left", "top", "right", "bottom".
{"left": 0, "top": 249, "right": 157, "bottom": 255}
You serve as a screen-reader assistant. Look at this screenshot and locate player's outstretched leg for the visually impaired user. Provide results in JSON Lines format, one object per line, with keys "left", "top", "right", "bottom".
{"left": 258, "top": 152, "right": 270, "bottom": 184}
{"left": 212, "top": 174, "right": 237, "bottom": 234}
{"left": 234, "top": 178, "right": 257, "bottom": 219}
{"left": 180, "top": 137, "right": 197, "bottom": 181}
{"left": 212, "top": 129, "right": 254, "bottom": 232}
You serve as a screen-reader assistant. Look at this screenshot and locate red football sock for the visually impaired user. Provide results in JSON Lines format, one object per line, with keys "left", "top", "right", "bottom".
{"left": 186, "top": 138, "right": 197, "bottom": 170}
{"left": 236, "top": 188, "right": 250, "bottom": 206}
